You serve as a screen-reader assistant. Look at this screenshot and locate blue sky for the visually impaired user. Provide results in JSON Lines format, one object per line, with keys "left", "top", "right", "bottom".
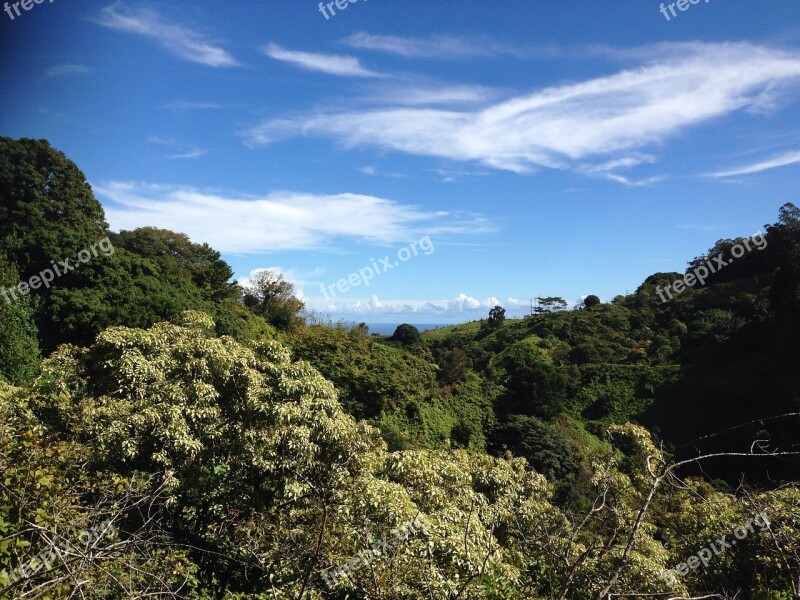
{"left": 2, "top": 1, "right": 800, "bottom": 324}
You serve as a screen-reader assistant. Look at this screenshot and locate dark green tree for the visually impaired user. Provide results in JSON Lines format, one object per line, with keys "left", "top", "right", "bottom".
{"left": 767, "top": 203, "right": 800, "bottom": 320}
{"left": 499, "top": 343, "right": 567, "bottom": 419}
{"left": 583, "top": 295, "right": 601, "bottom": 308}
{"left": 440, "top": 347, "right": 470, "bottom": 385}
{"left": 35, "top": 248, "right": 215, "bottom": 351}
{"left": 0, "top": 256, "right": 40, "bottom": 383}
{"left": 776, "top": 201, "right": 800, "bottom": 230}
{"left": 490, "top": 415, "right": 580, "bottom": 481}
{"left": 390, "top": 324, "right": 422, "bottom": 346}
{"left": 537, "top": 297, "right": 568, "bottom": 313}
{"left": 111, "top": 228, "right": 240, "bottom": 302}
{"left": 0, "top": 137, "right": 108, "bottom": 280}
{"left": 488, "top": 305, "right": 506, "bottom": 329}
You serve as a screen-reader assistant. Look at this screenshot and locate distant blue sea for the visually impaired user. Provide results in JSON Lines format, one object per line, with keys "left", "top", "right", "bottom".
{"left": 367, "top": 323, "right": 449, "bottom": 336}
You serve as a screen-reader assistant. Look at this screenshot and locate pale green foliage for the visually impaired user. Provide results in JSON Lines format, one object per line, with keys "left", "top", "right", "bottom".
{"left": 662, "top": 481, "right": 800, "bottom": 596}
{"left": 24, "top": 312, "right": 569, "bottom": 597}
{"left": 350, "top": 450, "right": 565, "bottom": 597}
{"left": 0, "top": 385, "right": 195, "bottom": 598}
{"left": 32, "top": 312, "right": 382, "bottom": 504}
{"left": 6, "top": 313, "right": 798, "bottom": 598}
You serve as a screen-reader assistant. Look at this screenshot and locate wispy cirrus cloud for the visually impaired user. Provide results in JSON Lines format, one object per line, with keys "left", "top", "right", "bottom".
{"left": 359, "top": 165, "right": 411, "bottom": 179}
{"left": 361, "top": 82, "right": 497, "bottom": 106}
{"left": 577, "top": 155, "right": 664, "bottom": 186}
{"left": 162, "top": 101, "right": 226, "bottom": 111}
{"left": 148, "top": 137, "right": 208, "bottom": 160}
{"left": 42, "top": 64, "right": 92, "bottom": 79}
{"left": 242, "top": 42, "right": 800, "bottom": 181}
{"left": 341, "top": 32, "right": 525, "bottom": 59}
{"left": 263, "top": 44, "right": 380, "bottom": 77}
{"left": 95, "top": 3, "right": 239, "bottom": 67}
{"left": 707, "top": 149, "right": 800, "bottom": 178}
{"left": 341, "top": 33, "right": 686, "bottom": 63}
{"left": 96, "top": 181, "right": 492, "bottom": 254}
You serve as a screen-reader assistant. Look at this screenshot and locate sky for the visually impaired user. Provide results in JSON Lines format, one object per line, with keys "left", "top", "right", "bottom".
{"left": 1, "top": 0, "right": 800, "bottom": 324}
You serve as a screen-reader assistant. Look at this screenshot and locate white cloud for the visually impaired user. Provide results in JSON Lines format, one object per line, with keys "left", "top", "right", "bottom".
{"left": 341, "top": 34, "right": 690, "bottom": 63}
{"left": 95, "top": 181, "right": 489, "bottom": 254}
{"left": 95, "top": 3, "right": 239, "bottom": 67}
{"left": 451, "top": 292, "right": 482, "bottom": 310}
{"left": 308, "top": 292, "right": 534, "bottom": 322}
{"left": 342, "top": 32, "right": 524, "bottom": 59}
{"left": 577, "top": 155, "right": 664, "bottom": 186}
{"left": 148, "top": 137, "right": 208, "bottom": 160}
{"left": 243, "top": 43, "right": 800, "bottom": 179}
{"left": 362, "top": 82, "right": 497, "bottom": 107}
{"left": 597, "top": 173, "right": 665, "bottom": 187}
{"left": 166, "top": 149, "right": 208, "bottom": 160}
{"left": 432, "top": 166, "right": 489, "bottom": 183}
{"left": 707, "top": 149, "right": 800, "bottom": 178}
{"left": 42, "top": 64, "right": 92, "bottom": 79}
{"left": 263, "top": 44, "right": 379, "bottom": 77}
{"left": 359, "top": 165, "right": 410, "bottom": 179}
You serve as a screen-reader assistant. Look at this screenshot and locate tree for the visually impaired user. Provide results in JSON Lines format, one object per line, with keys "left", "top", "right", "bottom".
{"left": 583, "top": 295, "right": 601, "bottom": 309}
{"left": 593, "top": 420, "right": 800, "bottom": 600}
{"left": 0, "top": 139, "right": 252, "bottom": 352}
{"left": 20, "top": 311, "right": 570, "bottom": 598}
{"left": 390, "top": 323, "right": 422, "bottom": 346}
{"left": 350, "top": 322, "right": 369, "bottom": 337}
{"left": 490, "top": 415, "right": 580, "bottom": 481}
{"left": 488, "top": 305, "right": 506, "bottom": 329}
{"left": 0, "top": 137, "right": 108, "bottom": 281}
{"left": 767, "top": 203, "right": 800, "bottom": 320}
{"left": 0, "top": 376, "right": 197, "bottom": 598}
{"left": 4, "top": 311, "right": 799, "bottom": 598}
{"left": 243, "top": 269, "right": 305, "bottom": 330}
{"left": 439, "top": 347, "right": 471, "bottom": 385}
{"left": 33, "top": 247, "right": 223, "bottom": 352}
{"left": 112, "top": 227, "right": 239, "bottom": 302}
{"left": 498, "top": 341, "right": 567, "bottom": 419}
{"left": 537, "top": 296, "right": 568, "bottom": 313}
{"left": 0, "top": 256, "right": 40, "bottom": 384}
{"left": 24, "top": 311, "right": 381, "bottom": 596}
{"left": 776, "top": 201, "right": 800, "bottom": 230}
{"left": 291, "top": 324, "right": 436, "bottom": 420}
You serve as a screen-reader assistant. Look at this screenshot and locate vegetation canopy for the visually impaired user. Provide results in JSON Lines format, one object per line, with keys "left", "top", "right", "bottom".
{"left": 0, "top": 138, "right": 798, "bottom": 599}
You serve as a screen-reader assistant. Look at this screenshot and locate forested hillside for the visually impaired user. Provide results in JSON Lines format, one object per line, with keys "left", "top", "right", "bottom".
{"left": 1, "top": 137, "right": 798, "bottom": 599}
